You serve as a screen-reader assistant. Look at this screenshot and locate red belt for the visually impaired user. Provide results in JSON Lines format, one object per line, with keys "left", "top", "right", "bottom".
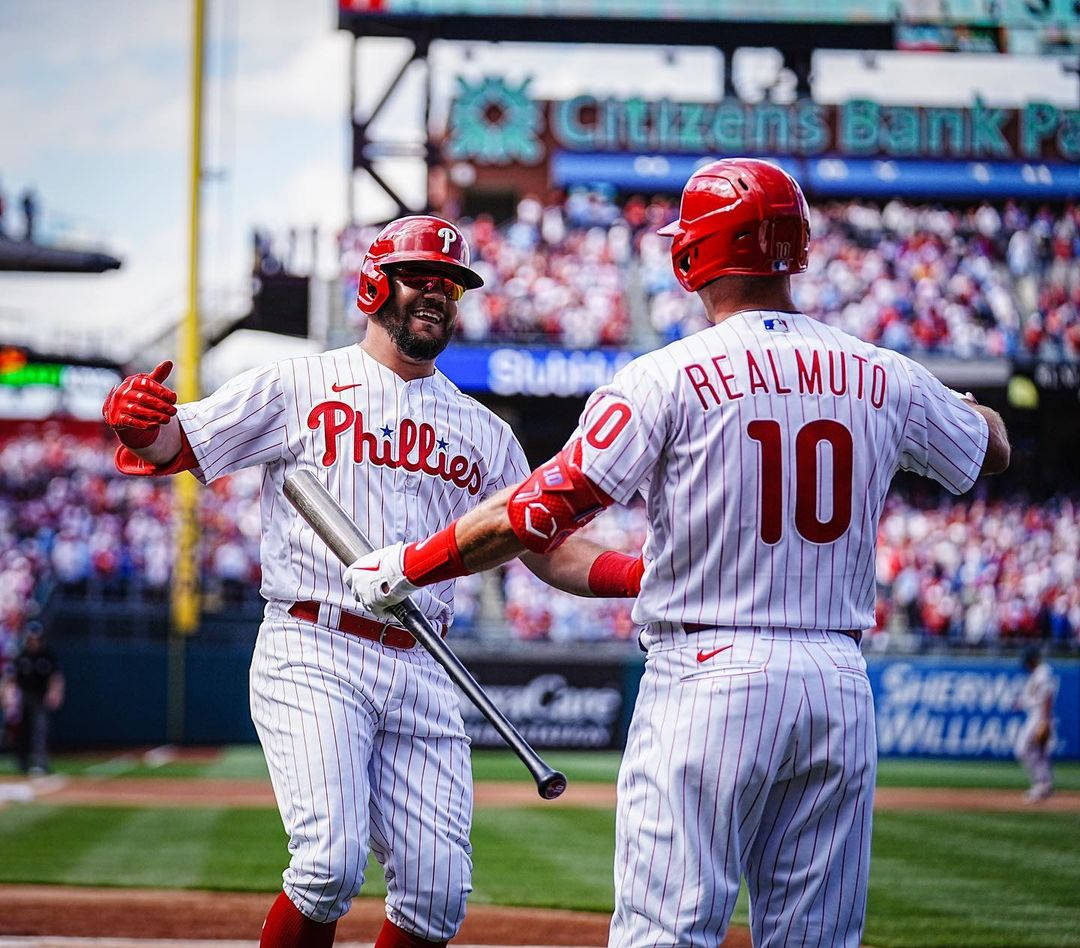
{"left": 683, "top": 623, "right": 862, "bottom": 644}
{"left": 287, "top": 600, "right": 444, "bottom": 650}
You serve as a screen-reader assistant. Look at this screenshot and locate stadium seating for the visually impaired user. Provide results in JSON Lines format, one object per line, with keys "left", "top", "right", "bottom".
{"left": 642, "top": 197, "right": 1080, "bottom": 356}
{"left": 0, "top": 433, "right": 1076, "bottom": 660}
{"left": 340, "top": 195, "right": 1080, "bottom": 358}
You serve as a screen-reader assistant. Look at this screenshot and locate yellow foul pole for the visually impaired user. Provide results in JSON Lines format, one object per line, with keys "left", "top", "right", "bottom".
{"left": 169, "top": 0, "right": 206, "bottom": 741}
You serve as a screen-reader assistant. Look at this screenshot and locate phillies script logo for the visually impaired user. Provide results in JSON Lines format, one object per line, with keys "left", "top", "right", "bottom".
{"left": 308, "top": 400, "right": 483, "bottom": 495}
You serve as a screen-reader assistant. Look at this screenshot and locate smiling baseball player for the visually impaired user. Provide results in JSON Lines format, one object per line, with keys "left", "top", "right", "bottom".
{"left": 350, "top": 164, "right": 1012, "bottom": 946}
{"left": 101, "top": 215, "right": 642, "bottom": 948}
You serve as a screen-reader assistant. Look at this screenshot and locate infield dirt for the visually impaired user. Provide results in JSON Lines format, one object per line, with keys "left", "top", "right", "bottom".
{"left": 2, "top": 774, "right": 1075, "bottom": 942}
{"left": 0, "top": 885, "right": 751, "bottom": 945}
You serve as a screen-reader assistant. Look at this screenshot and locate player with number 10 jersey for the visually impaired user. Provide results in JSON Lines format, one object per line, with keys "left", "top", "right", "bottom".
{"left": 576, "top": 301, "right": 986, "bottom": 652}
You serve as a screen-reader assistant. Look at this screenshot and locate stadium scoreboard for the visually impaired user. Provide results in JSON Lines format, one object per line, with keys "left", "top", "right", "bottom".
{"left": 339, "top": 0, "right": 1076, "bottom": 24}
{"left": 341, "top": 0, "right": 894, "bottom": 22}
{"left": 339, "top": 0, "right": 1079, "bottom": 50}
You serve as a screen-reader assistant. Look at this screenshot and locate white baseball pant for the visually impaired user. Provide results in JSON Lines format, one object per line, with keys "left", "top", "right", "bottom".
{"left": 611, "top": 627, "right": 876, "bottom": 947}
{"left": 250, "top": 604, "right": 473, "bottom": 936}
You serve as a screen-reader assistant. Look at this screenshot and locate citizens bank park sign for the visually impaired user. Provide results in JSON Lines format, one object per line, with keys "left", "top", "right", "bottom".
{"left": 447, "top": 76, "right": 1080, "bottom": 164}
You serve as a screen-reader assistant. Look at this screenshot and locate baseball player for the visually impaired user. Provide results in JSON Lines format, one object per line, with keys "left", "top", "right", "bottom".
{"left": 101, "top": 215, "right": 642, "bottom": 948}
{"left": 349, "top": 162, "right": 1012, "bottom": 947}
{"left": 1016, "top": 645, "right": 1056, "bottom": 803}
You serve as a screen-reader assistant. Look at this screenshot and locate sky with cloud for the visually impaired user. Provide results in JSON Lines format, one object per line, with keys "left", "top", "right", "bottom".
{"left": 1, "top": 0, "right": 1076, "bottom": 363}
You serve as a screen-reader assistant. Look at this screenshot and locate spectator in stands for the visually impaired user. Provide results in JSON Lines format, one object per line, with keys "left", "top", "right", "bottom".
{"left": 340, "top": 192, "right": 631, "bottom": 346}
{"left": 644, "top": 198, "right": 1079, "bottom": 359}
{"left": 341, "top": 194, "right": 1078, "bottom": 357}
{"left": 0, "top": 436, "right": 1078, "bottom": 652}
{"left": 871, "top": 495, "right": 1080, "bottom": 650}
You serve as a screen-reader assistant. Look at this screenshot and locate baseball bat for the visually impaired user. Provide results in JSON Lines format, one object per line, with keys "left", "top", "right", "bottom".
{"left": 283, "top": 470, "right": 567, "bottom": 801}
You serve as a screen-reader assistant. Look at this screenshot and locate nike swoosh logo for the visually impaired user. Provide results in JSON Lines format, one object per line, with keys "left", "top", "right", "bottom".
{"left": 331, "top": 382, "right": 363, "bottom": 393}
{"left": 414, "top": 536, "right": 433, "bottom": 551}
{"left": 696, "top": 645, "right": 733, "bottom": 663}
{"left": 354, "top": 561, "right": 380, "bottom": 572}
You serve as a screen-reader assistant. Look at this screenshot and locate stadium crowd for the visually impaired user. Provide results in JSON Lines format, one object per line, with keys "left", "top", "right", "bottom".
{"left": 342, "top": 192, "right": 1080, "bottom": 359}
{"left": 1, "top": 433, "right": 1077, "bottom": 662}
{"left": 642, "top": 195, "right": 1080, "bottom": 356}
{"left": 341, "top": 193, "right": 633, "bottom": 347}
{"left": 808, "top": 200, "right": 1079, "bottom": 359}
{"left": 0, "top": 432, "right": 265, "bottom": 668}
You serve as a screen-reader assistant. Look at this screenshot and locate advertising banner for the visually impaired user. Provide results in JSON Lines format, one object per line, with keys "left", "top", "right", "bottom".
{"left": 449, "top": 80, "right": 1080, "bottom": 165}
{"left": 0, "top": 347, "right": 121, "bottom": 421}
{"left": 867, "top": 658, "right": 1080, "bottom": 760}
{"left": 437, "top": 345, "right": 636, "bottom": 396}
{"left": 457, "top": 658, "right": 630, "bottom": 750}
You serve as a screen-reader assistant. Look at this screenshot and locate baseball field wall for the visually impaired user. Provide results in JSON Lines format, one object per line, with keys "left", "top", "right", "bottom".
{"left": 42, "top": 637, "right": 1080, "bottom": 761}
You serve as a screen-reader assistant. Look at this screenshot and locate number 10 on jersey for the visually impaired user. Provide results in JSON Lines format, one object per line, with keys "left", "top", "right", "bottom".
{"left": 746, "top": 419, "right": 853, "bottom": 545}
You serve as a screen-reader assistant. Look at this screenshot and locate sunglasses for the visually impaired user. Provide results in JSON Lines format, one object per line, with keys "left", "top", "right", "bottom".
{"left": 395, "top": 271, "right": 466, "bottom": 301}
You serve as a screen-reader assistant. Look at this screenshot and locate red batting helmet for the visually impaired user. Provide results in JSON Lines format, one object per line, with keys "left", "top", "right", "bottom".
{"left": 356, "top": 215, "right": 484, "bottom": 316}
{"left": 658, "top": 158, "right": 810, "bottom": 292}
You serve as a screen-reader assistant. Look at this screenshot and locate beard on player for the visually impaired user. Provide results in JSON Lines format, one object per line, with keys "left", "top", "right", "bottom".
{"left": 372, "top": 291, "right": 457, "bottom": 361}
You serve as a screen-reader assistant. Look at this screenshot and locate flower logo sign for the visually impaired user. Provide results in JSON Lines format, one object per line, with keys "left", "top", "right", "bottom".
{"left": 447, "top": 76, "right": 544, "bottom": 166}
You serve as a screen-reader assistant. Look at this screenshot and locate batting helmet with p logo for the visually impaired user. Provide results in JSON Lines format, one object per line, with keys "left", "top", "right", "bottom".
{"left": 356, "top": 215, "right": 485, "bottom": 316}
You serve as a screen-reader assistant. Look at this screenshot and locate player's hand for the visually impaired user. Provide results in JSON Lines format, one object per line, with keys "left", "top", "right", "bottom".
{"left": 344, "top": 541, "right": 418, "bottom": 619}
{"left": 102, "top": 360, "right": 177, "bottom": 449}
{"left": 1034, "top": 721, "right": 1051, "bottom": 749}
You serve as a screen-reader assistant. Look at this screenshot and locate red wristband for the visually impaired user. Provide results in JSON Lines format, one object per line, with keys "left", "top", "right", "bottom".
{"left": 403, "top": 522, "right": 470, "bottom": 586}
{"left": 114, "top": 429, "right": 197, "bottom": 477}
{"left": 588, "top": 551, "right": 644, "bottom": 598}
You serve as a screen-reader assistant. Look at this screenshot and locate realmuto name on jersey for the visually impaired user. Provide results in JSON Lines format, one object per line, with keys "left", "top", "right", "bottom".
{"left": 685, "top": 346, "right": 888, "bottom": 411}
{"left": 308, "top": 400, "right": 484, "bottom": 494}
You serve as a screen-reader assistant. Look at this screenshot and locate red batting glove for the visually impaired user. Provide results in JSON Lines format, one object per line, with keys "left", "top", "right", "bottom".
{"left": 102, "top": 360, "right": 177, "bottom": 449}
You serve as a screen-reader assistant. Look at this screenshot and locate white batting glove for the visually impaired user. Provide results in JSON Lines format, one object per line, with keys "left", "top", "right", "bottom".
{"left": 344, "top": 541, "right": 419, "bottom": 619}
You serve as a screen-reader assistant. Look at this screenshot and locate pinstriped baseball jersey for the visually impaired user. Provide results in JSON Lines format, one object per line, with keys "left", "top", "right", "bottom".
{"left": 575, "top": 309, "right": 989, "bottom": 641}
{"left": 584, "top": 308, "right": 991, "bottom": 947}
{"left": 173, "top": 342, "right": 530, "bottom": 934}
{"left": 176, "top": 343, "right": 530, "bottom": 627}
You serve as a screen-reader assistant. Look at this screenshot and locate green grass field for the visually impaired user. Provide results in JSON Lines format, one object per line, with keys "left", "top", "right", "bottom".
{"left": 5, "top": 746, "right": 1080, "bottom": 789}
{"left": 2, "top": 748, "right": 1079, "bottom": 946}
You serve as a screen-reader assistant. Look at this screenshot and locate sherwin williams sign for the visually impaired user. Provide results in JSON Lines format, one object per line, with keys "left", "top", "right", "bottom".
{"left": 448, "top": 77, "right": 1080, "bottom": 163}
{"left": 867, "top": 658, "right": 1080, "bottom": 760}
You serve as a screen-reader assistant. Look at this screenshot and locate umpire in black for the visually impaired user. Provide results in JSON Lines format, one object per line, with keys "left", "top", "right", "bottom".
{"left": 12, "top": 622, "right": 64, "bottom": 775}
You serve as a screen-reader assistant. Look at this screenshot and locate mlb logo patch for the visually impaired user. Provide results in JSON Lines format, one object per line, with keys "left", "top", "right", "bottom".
{"left": 763, "top": 317, "right": 790, "bottom": 333}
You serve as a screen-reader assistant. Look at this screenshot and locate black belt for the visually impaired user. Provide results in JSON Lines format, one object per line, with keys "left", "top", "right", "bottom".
{"left": 682, "top": 623, "right": 862, "bottom": 644}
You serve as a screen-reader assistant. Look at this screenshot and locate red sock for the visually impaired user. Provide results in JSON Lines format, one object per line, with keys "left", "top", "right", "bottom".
{"left": 373, "top": 918, "right": 447, "bottom": 948}
{"left": 260, "top": 891, "right": 337, "bottom": 948}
